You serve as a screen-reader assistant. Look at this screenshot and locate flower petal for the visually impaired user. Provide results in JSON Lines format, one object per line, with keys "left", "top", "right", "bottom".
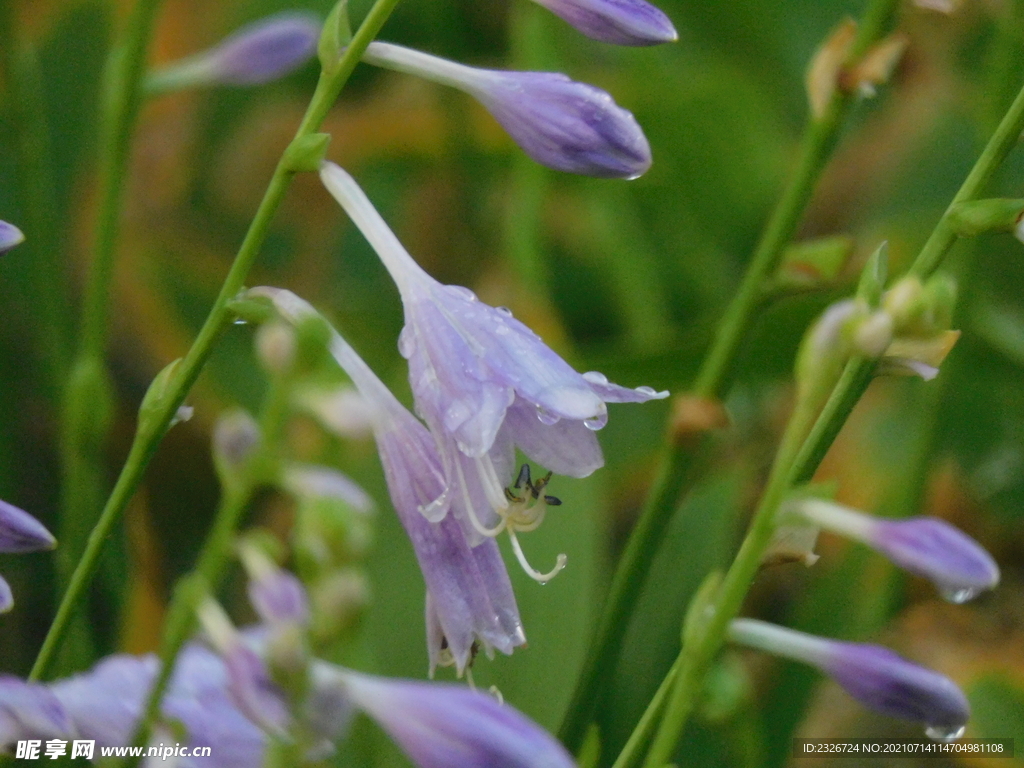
{"left": 503, "top": 397, "right": 604, "bottom": 478}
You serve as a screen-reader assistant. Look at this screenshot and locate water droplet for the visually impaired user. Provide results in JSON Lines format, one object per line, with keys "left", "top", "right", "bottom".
{"left": 449, "top": 285, "right": 477, "bottom": 301}
{"left": 636, "top": 386, "right": 658, "bottom": 396}
{"left": 584, "top": 411, "right": 608, "bottom": 431}
{"left": 232, "top": 318, "right": 248, "bottom": 326}
{"left": 495, "top": 324, "right": 510, "bottom": 335}
{"left": 582, "top": 371, "right": 608, "bottom": 385}
{"left": 496, "top": 306, "right": 513, "bottom": 317}
{"left": 536, "top": 406, "right": 560, "bottom": 426}
{"left": 925, "top": 724, "right": 965, "bottom": 742}
{"left": 398, "top": 326, "right": 414, "bottom": 358}
{"left": 939, "top": 586, "right": 981, "bottom": 604}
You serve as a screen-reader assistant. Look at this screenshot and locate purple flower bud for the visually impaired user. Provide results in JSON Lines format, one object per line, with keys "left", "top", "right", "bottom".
{"left": 794, "top": 499, "right": 999, "bottom": 602}
{"left": 0, "top": 498, "right": 55, "bottom": 613}
{"left": 530, "top": 0, "right": 678, "bottom": 46}
{"left": 250, "top": 287, "right": 526, "bottom": 675}
{"left": 239, "top": 544, "right": 312, "bottom": 628}
{"left": 729, "top": 619, "right": 970, "bottom": 739}
{"left": 362, "top": 42, "right": 652, "bottom": 178}
{"left": 150, "top": 13, "right": 319, "bottom": 92}
{"left": 328, "top": 668, "right": 576, "bottom": 768}
{"left": 0, "top": 221, "right": 24, "bottom": 255}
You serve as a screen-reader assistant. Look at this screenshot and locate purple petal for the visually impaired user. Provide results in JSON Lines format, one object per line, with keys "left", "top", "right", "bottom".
{"left": 531, "top": 0, "right": 678, "bottom": 46}
{"left": 341, "top": 673, "right": 575, "bottom": 768}
{"left": 0, "top": 498, "right": 55, "bottom": 553}
{"left": 199, "top": 13, "right": 319, "bottom": 85}
{"left": 222, "top": 644, "right": 290, "bottom": 736}
{"left": 825, "top": 643, "right": 970, "bottom": 733}
{"left": 871, "top": 517, "right": 999, "bottom": 601}
{"left": 0, "top": 576, "right": 11, "bottom": 613}
{"left": 503, "top": 397, "right": 604, "bottom": 478}
{"left": 0, "top": 676, "right": 73, "bottom": 748}
{"left": 581, "top": 370, "right": 668, "bottom": 403}
{"left": 247, "top": 566, "right": 311, "bottom": 628}
{"left": 0, "top": 221, "right": 24, "bottom": 255}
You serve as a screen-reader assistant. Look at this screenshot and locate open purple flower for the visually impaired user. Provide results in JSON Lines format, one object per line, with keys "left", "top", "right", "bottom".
{"left": 0, "top": 221, "right": 24, "bottom": 255}
{"left": 792, "top": 499, "right": 999, "bottom": 602}
{"left": 529, "top": 0, "right": 678, "bottom": 46}
{"left": 362, "top": 43, "right": 652, "bottom": 178}
{"left": 147, "top": 12, "right": 319, "bottom": 93}
{"left": 0, "top": 499, "right": 56, "bottom": 613}
{"left": 318, "top": 164, "right": 666, "bottom": 574}
{"left": 250, "top": 287, "right": 525, "bottom": 675}
{"left": 728, "top": 619, "right": 970, "bottom": 740}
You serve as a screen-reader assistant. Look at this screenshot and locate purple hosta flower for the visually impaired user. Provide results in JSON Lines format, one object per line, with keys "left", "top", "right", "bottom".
{"left": 0, "top": 499, "right": 56, "bottom": 613}
{"left": 321, "top": 667, "right": 576, "bottom": 768}
{"left": 793, "top": 499, "right": 999, "bottom": 603}
{"left": 318, "top": 163, "right": 666, "bottom": 573}
{"left": 361, "top": 43, "right": 652, "bottom": 178}
{"left": 728, "top": 618, "right": 970, "bottom": 740}
{"left": 0, "top": 647, "right": 266, "bottom": 766}
{"left": 149, "top": 13, "right": 319, "bottom": 92}
{"left": 529, "top": 0, "right": 677, "bottom": 46}
{"left": 250, "top": 287, "right": 525, "bottom": 675}
{"left": 0, "top": 221, "right": 24, "bottom": 255}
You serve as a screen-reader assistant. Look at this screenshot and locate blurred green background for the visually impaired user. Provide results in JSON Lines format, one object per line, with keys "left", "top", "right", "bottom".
{"left": 1, "top": 0, "right": 1024, "bottom": 766}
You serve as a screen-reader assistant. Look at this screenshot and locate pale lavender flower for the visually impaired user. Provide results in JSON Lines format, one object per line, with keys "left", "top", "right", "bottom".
{"left": 0, "top": 221, "right": 24, "bottom": 255}
{"left": 324, "top": 667, "right": 577, "bottom": 768}
{"left": 250, "top": 287, "right": 525, "bottom": 675}
{"left": 729, "top": 619, "right": 970, "bottom": 740}
{"left": 362, "top": 42, "right": 652, "bottom": 178}
{"left": 318, "top": 164, "right": 666, "bottom": 573}
{"left": 148, "top": 13, "right": 319, "bottom": 92}
{"left": 0, "top": 499, "right": 56, "bottom": 613}
{"left": 530, "top": 0, "right": 677, "bottom": 46}
{"left": 793, "top": 499, "right": 1000, "bottom": 602}
{"left": 0, "top": 647, "right": 266, "bottom": 766}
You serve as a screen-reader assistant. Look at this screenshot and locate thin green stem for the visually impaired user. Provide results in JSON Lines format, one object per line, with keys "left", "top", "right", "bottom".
{"left": 30, "top": 0, "right": 404, "bottom": 683}
{"left": 622, "top": 63, "right": 1024, "bottom": 768}
{"left": 559, "top": 0, "right": 901, "bottom": 750}
{"left": 611, "top": 658, "right": 679, "bottom": 768}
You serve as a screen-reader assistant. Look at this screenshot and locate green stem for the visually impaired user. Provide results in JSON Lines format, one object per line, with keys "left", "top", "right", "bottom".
{"left": 54, "top": 0, "right": 165, "bottom": 672}
{"left": 558, "top": 0, "right": 901, "bottom": 750}
{"left": 611, "top": 658, "right": 679, "bottom": 768}
{"left": 623, "top": 60, "right": 1024, "bottom": 768}
{"left": 30, "top": 0, "right": 404, "bottom": 683}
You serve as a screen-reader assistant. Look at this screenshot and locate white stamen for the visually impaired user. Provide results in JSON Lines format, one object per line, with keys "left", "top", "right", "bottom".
{"left": 475, "top": 454, "right": 509, "bottom": 513}
{"left": 508, "top": 529, "right": 566, "bottom": 584}
{"left": 455, "top": 458, "right": 506, "bottom": 538}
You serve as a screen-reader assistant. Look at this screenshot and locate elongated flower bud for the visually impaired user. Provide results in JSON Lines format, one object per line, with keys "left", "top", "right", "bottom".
{"left": 0, "top": 499, "right": 56, "bottom": 613}
{"left": 793, "top": 499, "right": 999, "bottom": 602}
{"left": 147, "top": 13, "right": 319, "bottom": 93}
{"left": 529, "top": 0, "right": 677, "bottom": 46}
{"left": 729, "top": 619, "right": 970, "bottom": 739}
{"left": 362, "top": 42, "right": 652, "bottom": 178}
{"left": 0, "top": 221, "right": 24, "bottom": 255}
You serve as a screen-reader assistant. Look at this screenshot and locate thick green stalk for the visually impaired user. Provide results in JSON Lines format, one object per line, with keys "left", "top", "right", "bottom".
{"left": 30, "top": 0, "right": 404, "bottom": 682}
{"left": 558, "top": 0, "right": 900, "bottom": 749}
{"left": 623, "top": 65, "right": 1024, "bottom": 768}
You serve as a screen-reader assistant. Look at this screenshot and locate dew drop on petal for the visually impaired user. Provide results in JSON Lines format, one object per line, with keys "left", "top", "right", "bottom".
{"left": 584, "top": 410, "right": 608, "bottom": 431}
{"left": 449, "top": 285, "right": 477, "bottom": 301}
{"left": 398, "top": 326, "right": 414, "bottom": 358}
{"left": 496, "top": 306, "right": 513, "bottom": 317}
{"left": 536, "top": 406, "right": 561, "bottom": 426}
{"left": 939, "top": 586, "right": 981, "bottom": 604}
{"left": 925, "top": 725, "right": 966, "bottom": 742}
{"left": 636, "top": 386, "right": 658, "bottom": 396}
{"left": 582, "top": 371, "right": 609, "bottom": 385}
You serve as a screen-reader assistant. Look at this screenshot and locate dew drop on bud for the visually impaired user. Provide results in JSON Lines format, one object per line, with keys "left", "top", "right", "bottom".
{"left": 233, "top": 318, "right": 248, "bottom": 326}
{"left": 449, "top": 285, "right": 477, "bottom": 301}
{"left": 925, "top": 724, "right": 966, "bottom": 742}
{"left": 939, "top": 586, "right": 981, "bottom": 604}
{"left": 496, "top": 306, "right": 513, "bottom": 317}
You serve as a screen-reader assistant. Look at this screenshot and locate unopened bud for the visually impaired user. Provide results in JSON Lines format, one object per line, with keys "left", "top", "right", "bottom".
{"left": 843, "top": 34, "right": 907, "bottom": 98}
{"left": 297, "top": 386, "right": 375, "bottom": 438}
{"left": 806, "top": 19, "right": 857, "bottom": 119}
{"left": 853, "top": 310, "right": 895, "bottom": 358}
{"left": 0, "top": 221, "right": 25, "bottom": 254}
{"left": 311, "top": 569, "right": 370, "bottom": 642}
{"left": 213, "top": 410, "right": 261, "bottom": 482}
{"left": 528, "top": 0, "right": 678, "bottom": 46}
{"left": 882, "top": 276, "right": 925, "bottom": 330}
{"left": 948, "top": 198, "right": 1024, "bottom": 236}
{"left": 255, "top": 322, "right": 297, "bottom": 375}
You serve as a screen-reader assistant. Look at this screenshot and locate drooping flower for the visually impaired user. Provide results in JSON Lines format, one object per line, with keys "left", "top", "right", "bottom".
{"left": 147, "top": 12, "right": 319, "bottom": 94}
{"left": 0, "top": 499, "right": 56, "bottom": 613}
{"left": 791, "top": 498, "right": 999, "bottom": 602}
{"left": 249, "top": 287, "right": 525, "bottom": 675}
{"left": 728, "top": 618, "right": 970, "bottom": 740}
{"left": 361, "top": 43, "right": 652, "bottom": 178}
{"left": 528, "top": 0, "right": 677, "bottom": 46}
{"left": 318, "top": 163, "right": 666, "bottom": 568}
{"left": 0, "top": 221, "right": 24, "bottom": 255}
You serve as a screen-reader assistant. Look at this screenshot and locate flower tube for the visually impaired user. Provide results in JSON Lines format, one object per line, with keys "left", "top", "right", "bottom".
{"left": 793, "top": 498, "right": 999, "bottom": 602}
{"left": 362, "top": 42, "right": 652, "bottom": 178}
{"left": 728, "top": 618, "right": 970, "bottom": 740}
